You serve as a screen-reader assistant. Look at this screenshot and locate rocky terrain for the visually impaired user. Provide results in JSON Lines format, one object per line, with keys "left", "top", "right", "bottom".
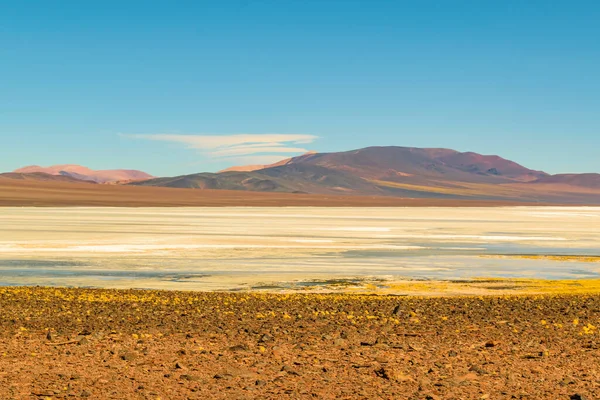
{"left": 1, "top": 287, "right": 599, "bottom": 399}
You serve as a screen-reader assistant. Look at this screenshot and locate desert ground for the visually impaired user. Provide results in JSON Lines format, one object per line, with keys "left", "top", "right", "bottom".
{"left": 0, "top": 178, "right": 550, "bottom": 207}
{"left": 1, "top": 287, "right": 599, "bottom": 399}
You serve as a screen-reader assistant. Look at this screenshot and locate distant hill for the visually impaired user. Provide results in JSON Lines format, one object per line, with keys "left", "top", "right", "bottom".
{"left": 532, "top": 173, "right": 600, "bottom": 189}
{"left": 0, "top": 172, "right": 95, "bottom": 183}
{"left": 13, "top": 164, "right": 153, "bottom": 183}
{"left": 6, "top": 147, "right": 599, "bottom": 204}
{"left": 129, "top": 146, "right": 600, "bottom": 204}
{"left": 134, "top": 164, "right": 384, "bottom": 195}
{"left": 281, "top": 147, "right": 548, "bottom": 183}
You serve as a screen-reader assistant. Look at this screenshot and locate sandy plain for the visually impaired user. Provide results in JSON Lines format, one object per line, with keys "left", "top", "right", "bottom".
{"left": 0, "top": 178, "right": 535, "bottom": 207}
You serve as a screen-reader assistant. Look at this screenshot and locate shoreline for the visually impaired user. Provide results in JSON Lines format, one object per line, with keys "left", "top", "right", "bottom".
{"left": 3, "top": 277, "right": 600, "bottom": 296}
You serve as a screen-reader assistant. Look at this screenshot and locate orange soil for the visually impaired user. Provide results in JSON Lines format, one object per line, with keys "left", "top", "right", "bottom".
{"left": 0, "top": 178, "right": 543, "bottom": 207}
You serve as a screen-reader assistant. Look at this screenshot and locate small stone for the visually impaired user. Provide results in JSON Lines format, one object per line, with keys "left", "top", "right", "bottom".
{"left": 46, "top": 331, "right": 53, "bottom": 341}
{"left": 80, "top": 390, "right": 91, "bottom": 397}
{"left": 374, "top": 367, "right": 414, "bottom": 382}
{"left": 258, "top": 334, "right": 273, "bottom": 343}
{"left": 408, "top": 344, "right": 422, "bottom": 351}
{"left": 180, "top": 374, "right": 200, "bottom": 381}
{"left": 120, "top": 351, "right": 136, "bottom": 361}
{"left": 175, "top": 361, "right": 185, "bottom": 369}
{"left": 459, "top": 372, "right": 478, "bottom": 382}
{"left": 229, "top": 344, "right": 249, "bottom": 352}
{"left": 570, "top": 395, "right": 588, "bottom": 400}
{"left": 272, "top": 346, "right": 284, "bottom": 357}
{"left": 281, "top": 365, "right": 300, "bottom": 376}
{"left": 469, "top": 365, "right": 486, "bottom": 375}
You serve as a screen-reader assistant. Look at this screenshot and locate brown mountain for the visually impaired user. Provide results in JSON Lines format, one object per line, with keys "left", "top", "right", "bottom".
{"left": 532, "top": 173, "right": 600, "bottom": 189}
{"left": 218, "top": 151, "right": 316, "bottom": 172}
{"left": 6, "top": 147, "right": 597, "bottom": 204}
{"left": 282, "top": 147, "right": 548, "bottom": 183}
{"left": 133, "top": 164, "right": 384, "bottom": 195}
{"left": 14, "top": 165, "right": 153, "bottom": 184}
{"left": 130, "top": 146, "right": 600, "bottom": 204}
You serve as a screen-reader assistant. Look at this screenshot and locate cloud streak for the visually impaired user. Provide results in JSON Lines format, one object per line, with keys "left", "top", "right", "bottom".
{"left": 127, "top": 133, "right": 318, "bottom": 162}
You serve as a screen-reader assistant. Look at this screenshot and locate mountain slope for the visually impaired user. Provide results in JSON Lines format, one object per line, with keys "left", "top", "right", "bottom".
{"left": 133, "top": 164, "right": 387, "bottom": 195}
{"left": 532, "top": 173, "right": 600, "bottom": 189}
{"left": 218, "top": 151, "right": 316, "bottom": 172}
{"left": 283, "top": 147, "right": 548, "bottom": 183}
{"left": 14, "top": 165, "right": 153, "bottom": 183}
{"left": 433, "top": 151, "right": 548, "bottom": 181}
{"left": 129, "top": 146, "right": 600, "bottom": 203}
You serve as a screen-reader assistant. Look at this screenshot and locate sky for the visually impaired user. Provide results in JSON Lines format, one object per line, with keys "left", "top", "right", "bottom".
{"left": 1, "top": 0, "right": 599, "bottom": 176}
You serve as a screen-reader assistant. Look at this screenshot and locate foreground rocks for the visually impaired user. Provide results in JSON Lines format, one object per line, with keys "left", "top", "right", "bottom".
{"left": 1, "top": 287, "right": 599, "bottom": 399}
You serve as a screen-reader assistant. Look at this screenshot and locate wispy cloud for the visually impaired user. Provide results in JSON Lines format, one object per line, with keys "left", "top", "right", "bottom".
{"left": 126, "top": 133, "right": 318, "bottom": 163}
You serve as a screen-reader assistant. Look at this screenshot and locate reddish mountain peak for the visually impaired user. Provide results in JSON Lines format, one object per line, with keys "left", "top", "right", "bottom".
{"left": 0, "top": 172, "right": 95, "bottom": 183}
{"left": 13, "top": 165, "right": 153, "bottom": 183}
{"left": 280, "top": 146, "right": 549, "bottom": 183}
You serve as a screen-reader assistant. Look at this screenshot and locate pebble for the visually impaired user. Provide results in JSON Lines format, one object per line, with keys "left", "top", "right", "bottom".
{"left": 120, "top": 351, "right": 136, "bottom": 361}
{"left": 258, "top": 334, "right": 273, "bottom": 343}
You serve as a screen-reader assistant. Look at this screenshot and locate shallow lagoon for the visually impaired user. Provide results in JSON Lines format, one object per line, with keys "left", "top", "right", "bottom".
{"left": 0, "top": 207, "right": 599, "bottom": 290}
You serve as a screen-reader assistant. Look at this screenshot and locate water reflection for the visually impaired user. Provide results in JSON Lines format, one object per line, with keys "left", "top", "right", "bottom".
{"left": 0, "top": 206, "right": 599, "bottom": 290}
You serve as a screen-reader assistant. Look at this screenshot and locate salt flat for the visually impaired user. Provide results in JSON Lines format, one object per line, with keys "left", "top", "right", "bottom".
{"left": 0, "top": 207, "right": 599, "bottom": 290}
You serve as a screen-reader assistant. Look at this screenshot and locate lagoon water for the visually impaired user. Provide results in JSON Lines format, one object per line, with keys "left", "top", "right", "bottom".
{"left": 0, "top": 207, "right": 599, "bottom": 290}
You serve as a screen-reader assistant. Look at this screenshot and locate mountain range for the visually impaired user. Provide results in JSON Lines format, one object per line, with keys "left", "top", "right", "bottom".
{"left": 9, "top": 165, "right": 153, "bottom": 183}
{"left": 3, "top": 146, "right": 600, "bottom": 204}
{"left": 130, "top": 146, "right": 600, "bottom": 203}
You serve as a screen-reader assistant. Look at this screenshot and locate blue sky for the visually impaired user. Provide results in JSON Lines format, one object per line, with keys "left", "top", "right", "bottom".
{"left": 1, "top": 0, "right": 599, "bottom": 175}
